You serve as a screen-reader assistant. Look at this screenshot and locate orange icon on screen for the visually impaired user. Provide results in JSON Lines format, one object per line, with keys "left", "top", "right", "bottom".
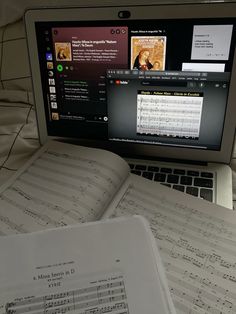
{"left": 55, "top": 42, "right": 72, "bottom": 61}
{"left": 52, "top": 112, "right": 59, "bottom": 120}
{"left": 47, "top": 62, "right": 54, "bottom": 69}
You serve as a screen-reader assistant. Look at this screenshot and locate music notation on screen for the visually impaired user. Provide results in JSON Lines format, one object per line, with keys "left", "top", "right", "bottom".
{"left": 136, "top": 91, "right": 203, "bottom": 139}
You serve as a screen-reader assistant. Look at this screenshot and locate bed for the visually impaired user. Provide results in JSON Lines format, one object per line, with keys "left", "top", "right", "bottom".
{"left": 0, "top": 17, "right": 236, "bottom": 209}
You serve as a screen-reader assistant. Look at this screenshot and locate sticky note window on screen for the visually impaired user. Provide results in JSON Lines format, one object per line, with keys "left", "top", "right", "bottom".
{"left": 191, "top": 24, "right": 233, "bottom": 60}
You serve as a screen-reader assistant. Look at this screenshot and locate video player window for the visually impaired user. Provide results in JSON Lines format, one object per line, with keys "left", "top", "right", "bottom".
{"left": 35, "top": 18, "right": 236, "bottom": 146}
{"left": 107, "top": 70, "right": 230, "bottom": 150}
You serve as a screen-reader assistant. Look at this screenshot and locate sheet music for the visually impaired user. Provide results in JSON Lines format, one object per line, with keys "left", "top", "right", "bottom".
{"left": 104, "top": 175, "right": 236, "bottom": 314}
{"left": 0, "top": 216, "right": 175, "bottom": 314}
{"left": 1, "top": 272, "right": 128, "bottom": 314}
{"left": 0, "top": 141, "right": 129, "bottom": 235}
{"left": 137, "top": 91, "right": 203, "bottom": 139}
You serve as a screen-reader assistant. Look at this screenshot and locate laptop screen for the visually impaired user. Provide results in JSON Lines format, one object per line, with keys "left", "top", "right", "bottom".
{"left": 34, "top": 16, "right": 236, "bottom": 151}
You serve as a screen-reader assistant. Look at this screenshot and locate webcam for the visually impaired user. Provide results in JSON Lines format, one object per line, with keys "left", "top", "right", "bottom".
{"left": 118, "top": 11, "right": 131, "bottom": 19}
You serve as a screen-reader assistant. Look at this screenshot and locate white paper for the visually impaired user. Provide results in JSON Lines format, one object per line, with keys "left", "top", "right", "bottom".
{"left": 0, "top": 216, "right": 175, "bottom": 314}
{"left": 0, "top": 141, "right": 129, "bottom": 234}
{"left": 182, "top": 62, "right": 225, "bottom": 72}
{"left": 104, "top": 175, "right": 236, "bottom": 314}
{"left": 191, "top": 25, "right": 233, "bottom": 60}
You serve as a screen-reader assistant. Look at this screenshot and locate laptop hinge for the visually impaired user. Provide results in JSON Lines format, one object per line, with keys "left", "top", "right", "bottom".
{"left": 123, "top": 154, "right": 208, "bottom": 166}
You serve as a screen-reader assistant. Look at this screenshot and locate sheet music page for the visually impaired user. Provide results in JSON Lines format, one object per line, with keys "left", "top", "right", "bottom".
{"left": 0, "top": 141, "right": 129, "bottom": 235}
{"left": 0, "top": 216, "right": 174, "bottom": 314}
{"left": 104, "top": 174, "right": 236, "bottom": 314}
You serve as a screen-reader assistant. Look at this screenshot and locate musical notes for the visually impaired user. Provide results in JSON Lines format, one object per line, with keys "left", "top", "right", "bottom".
{"left": 4, "top": 275, "right": 128, "bottom": 314}
{"left": 136, "top": 92, "right": 203, "bottom": 138}
{"left": 0, "top": 216, "right": 174, "bottom": 314}
{"left": 106, "top": 176, "right": 236, "bottom": 314}
{"left": 0, "top": 141, "right": 130, "bottom": 234}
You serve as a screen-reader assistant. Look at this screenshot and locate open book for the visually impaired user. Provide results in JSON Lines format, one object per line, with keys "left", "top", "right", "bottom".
{"left": 0, "top": 216, "right": 175, "bottom": 314}
{"left": 0, "top": 140, "right": 236, "bottom": 313}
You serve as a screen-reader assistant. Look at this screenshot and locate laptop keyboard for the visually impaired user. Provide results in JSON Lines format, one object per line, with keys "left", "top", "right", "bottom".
{"left": 129, "top": 163, "right": 214, "bottom": 202}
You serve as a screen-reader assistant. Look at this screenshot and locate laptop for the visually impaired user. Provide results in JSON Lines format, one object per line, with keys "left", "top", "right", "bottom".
{"left": 24, "top": 2, "right": 236, "bottom": 209}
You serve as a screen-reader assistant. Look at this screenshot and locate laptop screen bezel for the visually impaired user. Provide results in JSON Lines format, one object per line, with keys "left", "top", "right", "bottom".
{"left": 24, "top": 3, "right": 236, "bottom": 164}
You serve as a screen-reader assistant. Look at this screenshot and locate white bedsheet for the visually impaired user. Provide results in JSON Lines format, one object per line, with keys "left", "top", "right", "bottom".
{"left": 0, "top": 19, "right": 40, "bottom": 185}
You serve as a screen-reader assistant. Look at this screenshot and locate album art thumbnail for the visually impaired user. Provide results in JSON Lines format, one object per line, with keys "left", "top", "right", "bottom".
{"left": 52, "top": 112, "right": 59, "bottom": 120}
{"left": 131, "top": 36, "right": 166, "bottom": 71}
{"left": 55, "top": 42, "right": 72, "bottom": 61}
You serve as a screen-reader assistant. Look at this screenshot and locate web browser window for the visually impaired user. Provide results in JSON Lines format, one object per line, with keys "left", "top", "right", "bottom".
{"left": 107, "top": 70, "right": 230, "bottom": 150}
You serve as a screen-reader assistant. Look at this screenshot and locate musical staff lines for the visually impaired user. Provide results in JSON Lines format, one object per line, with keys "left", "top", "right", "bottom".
{"left": 45, "top": 151, "right": 124, "bottom": 184}
{"left": 109, "top": 182, "right": 236, "bottom": 314}
{"left": 4, "top": 276, "right": 129, "bottom": 314}
{"left": 0, "top": 143, "right": 129, "bottom": 234}
{"left": 136, "top": 92, "right": 203, "bottom": 138}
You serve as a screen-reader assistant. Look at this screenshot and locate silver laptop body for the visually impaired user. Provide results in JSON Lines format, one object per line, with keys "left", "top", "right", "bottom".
{"left": 24, "top": 2, "right": 236, "bottom": 208}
